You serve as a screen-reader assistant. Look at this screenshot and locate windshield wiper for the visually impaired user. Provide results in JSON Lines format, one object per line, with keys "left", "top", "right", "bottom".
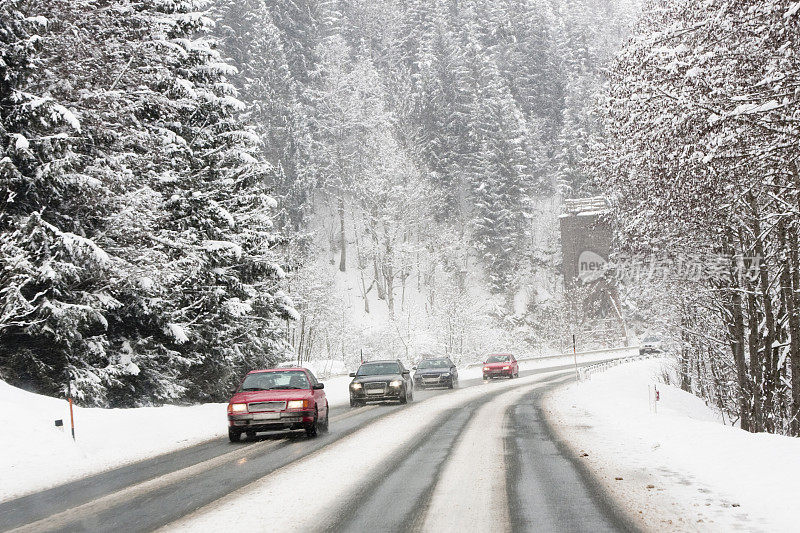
{"left": 267, "top": 386, "right": 304, "bottom": 390}
{"left": 240, "top": 387, "right": 268, "bottom": 391}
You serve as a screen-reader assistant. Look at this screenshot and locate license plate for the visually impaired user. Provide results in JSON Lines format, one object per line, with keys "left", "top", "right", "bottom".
{"left": 366, "top": 389, "right": 385, "bottom": 395}
{"left": 252, "top": 412, "right": 280, "bottom": 421}
{"left": 424, "top": 378, "right": 438, "bottom": 383}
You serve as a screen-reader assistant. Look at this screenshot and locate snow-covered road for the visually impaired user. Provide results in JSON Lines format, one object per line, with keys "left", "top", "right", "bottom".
{"left": 0, "top": 355, "right": 634, "bottom": 533}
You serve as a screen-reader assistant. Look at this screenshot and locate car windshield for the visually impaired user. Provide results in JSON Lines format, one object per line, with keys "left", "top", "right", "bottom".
{"left": 643, "top": 336, "right": 661, "bottom": 343}
{"left": 418, "top": 359, "right": 449, "bottom": 369}
{"left": 238, "top": 371, "right": 309, "bottom": 391}
{"left": 486, "top": 355, "right": 511, "bottom": 363}
{"left": 357, "top": 362, "right": 401, "bottom": 376}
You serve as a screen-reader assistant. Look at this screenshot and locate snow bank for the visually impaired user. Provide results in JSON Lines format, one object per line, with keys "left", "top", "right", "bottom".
{"left": 319, "top": 374, "right": 353, "bottom": 407}
{"left": 545, "top": 359, "right": 800, "bottom": 532}
{"left": 301, "top": 358, "right": 349, "bottom": 378}
{"left": 0, "top": 380, "right": 227, "bottom": 501}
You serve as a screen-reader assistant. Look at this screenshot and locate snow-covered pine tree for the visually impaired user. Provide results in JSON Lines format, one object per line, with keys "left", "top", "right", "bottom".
{"left": 143, "top": 0, "right": 295, "bottom": 402}
{"left": 213, "top": 0, "right": 316, "bottom": 234}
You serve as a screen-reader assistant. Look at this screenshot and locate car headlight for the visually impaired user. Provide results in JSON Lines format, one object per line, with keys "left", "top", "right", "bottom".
{"left": 442, "top": 372, "right": 450, "bottom": 377}
{"left": 287, "top": 400, "right": 307, "bottom": 409}
{"left": 389, "top": 380, "right": 403, "bottom": 387}
{"left": 350, "top": 382, "right": 362, "bottom": 389}
{"left": 229, "top": 403, "right": 248, "bottom": 413}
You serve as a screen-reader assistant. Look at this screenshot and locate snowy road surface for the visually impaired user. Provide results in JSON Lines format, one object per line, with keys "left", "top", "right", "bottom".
{"left": 0, "top": 362, "right": 632, "bottom": 533}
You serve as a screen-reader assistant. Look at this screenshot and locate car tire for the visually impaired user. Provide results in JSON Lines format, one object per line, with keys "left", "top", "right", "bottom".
{"left": 448, "top": 379, "right": 454, "bottom": 389}
{"left": 321, "top": 404, "right": 330, "bottom": 433}
{"left": 350, "top": 398, "right": 364, "bottom": 408}
{"left": 246, "top": 430, "right": 257, "bottom": 440}
{"left": 399, "top": 388, "right": 408, "bottom": 404}
{"left": 228, "top": 428, "right": 242, "bottom": 443}
{"left": 306, "top": 412, "right": 319, "bottom": 438}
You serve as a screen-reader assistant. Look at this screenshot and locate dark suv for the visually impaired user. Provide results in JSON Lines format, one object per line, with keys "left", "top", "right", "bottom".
{"left": 413, "top": 357, "right": 458, "bottom": 389}
{"left": 349, "top": 360, "right": 413, "bottom": 407}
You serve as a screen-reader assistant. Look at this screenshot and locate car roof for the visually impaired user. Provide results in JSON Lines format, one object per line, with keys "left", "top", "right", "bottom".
{"left": 247, "top": 368, "right": 308, "bottom": 374}
{"left": 360, "top": 359, "right": 400, "bottom": 364}
{"left": 487, "top": 353, "right": 513, "bottom": 356}
{"left": 419, "top": 357, "right": 449, "bottom": 361}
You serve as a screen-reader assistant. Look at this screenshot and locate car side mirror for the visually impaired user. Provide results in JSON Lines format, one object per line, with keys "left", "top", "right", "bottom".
{"left": 412, "top": 366, "right": 417, "bottom": 370}
{"left": 402, "top": 370, "right": 410, "bottom": 376}
{"left": 313, "top": 383, "right": 324, "bottom": 390}
{"left": 349, "top": 372, "right": 356, "bottom": 377}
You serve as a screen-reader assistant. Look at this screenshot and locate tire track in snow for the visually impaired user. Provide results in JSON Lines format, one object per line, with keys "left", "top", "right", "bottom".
{"left": 417, "top": 379, "right": 570, "bottom": 533}
{"left": 505, "top": 388, "right": 629, "bottom": 533}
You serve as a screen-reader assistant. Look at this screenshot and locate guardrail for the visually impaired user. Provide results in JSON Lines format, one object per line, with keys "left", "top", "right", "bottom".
{"left": 577, "top": 352, "right": 660, "bottom": 381}
{"left": 464, "top": 345, "right": 638, "bottom": 369}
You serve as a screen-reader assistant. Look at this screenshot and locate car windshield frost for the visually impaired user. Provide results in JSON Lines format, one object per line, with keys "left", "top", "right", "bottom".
{"left": 486, "top": 355, "right": 511, "bottom": 363}
{"left": 418, "top": 359, "right": 449, "bottom": 369}
{"left": 239, "top": 371, "right": 309, "bottom": 391}
{"left": 357, "top": 363, "right": 401, "bottom": 376}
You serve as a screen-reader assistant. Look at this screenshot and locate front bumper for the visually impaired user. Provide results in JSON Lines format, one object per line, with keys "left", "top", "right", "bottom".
{"left": 483, "top": 369, "right": 513, "bottom": 378}
{"left": 228, "top": 410, "right": 314, "bottom": 431}
{"left": 414, "top": 375, "right": 453, "bottom": 388}
{"left": 350, "top": 387, "right": 404, "bottom": 401}
{"left": 639, "top": 347, "right": 661, "bottom": 354}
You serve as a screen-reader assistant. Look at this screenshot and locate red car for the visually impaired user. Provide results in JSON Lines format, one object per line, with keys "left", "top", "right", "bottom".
{"left": 482, "top": 354, "right": 519, "bottom": 379}
{"left": 227, "top": 368, "right": 329, "bottom": 442}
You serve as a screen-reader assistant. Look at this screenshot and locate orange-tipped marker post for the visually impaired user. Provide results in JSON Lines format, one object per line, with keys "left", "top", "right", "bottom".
{"left": 68, "top": 397, "right": 75, "bottom": 441}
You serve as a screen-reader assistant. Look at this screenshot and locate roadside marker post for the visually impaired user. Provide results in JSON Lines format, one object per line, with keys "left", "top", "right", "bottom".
{"left": 572, "top": 334, "right": 579, "bottom": 381}
{"left": 654, "top": 386, "right": 659, "bottom": 414}
{"left": 648, "top": 384, "right": 659, "bottom": 414}
{"left": 68, "top": 397, "right": 75, "bottom": 441}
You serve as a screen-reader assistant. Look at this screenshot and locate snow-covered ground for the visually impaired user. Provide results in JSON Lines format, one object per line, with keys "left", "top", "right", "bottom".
{"left": 545, "top": 359, "right": 800, "bottom": 532}
{"left": 0, "top": 379, "right": 228, "bottom": 502}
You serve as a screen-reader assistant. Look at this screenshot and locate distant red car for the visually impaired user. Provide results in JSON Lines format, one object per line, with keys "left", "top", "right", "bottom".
{"left": 482, "top": 354, "right": 519, "bottom": 379}
{"left": 227, "top": 368, "right": 329, "bottom": 442}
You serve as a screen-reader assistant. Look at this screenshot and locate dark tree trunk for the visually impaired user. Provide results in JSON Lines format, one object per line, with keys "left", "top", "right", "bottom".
{"left": 749, "top": 196, "right": 777, "bottom": 433}
{"left": 728, "top": 286, "right": 750, "bottom": 432}
{"left": 790, "top": 163, "right": 800, "bottom": 436}
{"left": 781, "top": 224, "right": 800, "bottom": 436}
{"left": 679, "top": 301, "right": 692, "bottom": 392}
